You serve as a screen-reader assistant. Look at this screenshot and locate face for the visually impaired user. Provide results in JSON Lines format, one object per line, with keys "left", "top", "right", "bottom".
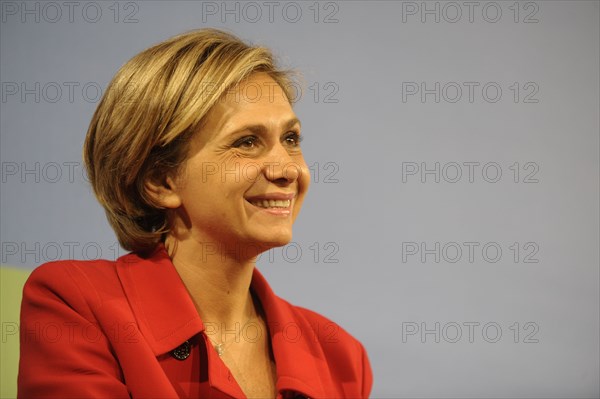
{"left": 161, "top": 72, "right": 310, "bottom": 256}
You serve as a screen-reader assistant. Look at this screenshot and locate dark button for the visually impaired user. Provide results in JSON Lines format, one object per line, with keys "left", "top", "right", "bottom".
{"left": 171, "top": 340, "right": 191, "bottom": 360}
{"left": 282, "top": 391, "right": 309, "bottom": 399}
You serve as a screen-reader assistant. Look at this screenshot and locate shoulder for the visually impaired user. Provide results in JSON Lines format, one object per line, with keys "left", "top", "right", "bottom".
{"left": 23, "top": 258, "right": 124, "bottom": 318}
{"left": 272, "top": 298, "right": 373, "bottom": 396}
{"left": 287, "top": 301, "right": 367, "bottom": 357}
{"left": 269, "top": 293, "right": 369, "bottom": 364}
{"left": 19, "top": 259, "right": 134, "bottom": 397}
{"left": 28, "top": 258, "right": 117, "bottom": 279}
{"left": 251, "top": 271, "right": 368, "bottom": 365}
{"left": 26, "top": 258, "right": 120, "bottom": 291}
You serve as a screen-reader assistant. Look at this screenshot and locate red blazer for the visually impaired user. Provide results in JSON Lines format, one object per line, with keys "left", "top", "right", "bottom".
{"left": 18, "top": 245, "right": 373, "bottom": 398}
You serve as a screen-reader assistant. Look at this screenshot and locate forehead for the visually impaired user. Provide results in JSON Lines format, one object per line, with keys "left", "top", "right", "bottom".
{"left": 204, "top": 73, "right": 296, "bottom": 135}
{"left": 224, "top": 72, "right": 291, "bottom": 104}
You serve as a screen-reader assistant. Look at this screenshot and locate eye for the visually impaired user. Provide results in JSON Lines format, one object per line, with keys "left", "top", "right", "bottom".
{"left": 232, "top": 135, "right": 258, "bottom": 149}
{"left": 283, "top": 131, "right": 303, "bottom": 147}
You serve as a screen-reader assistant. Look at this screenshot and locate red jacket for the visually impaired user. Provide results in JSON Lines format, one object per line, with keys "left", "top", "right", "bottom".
{"left": 18, "top": 245, "right": 372, "bottom": 398}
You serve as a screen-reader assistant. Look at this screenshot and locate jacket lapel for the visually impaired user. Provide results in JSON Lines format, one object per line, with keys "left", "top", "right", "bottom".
{"left": 116, "top": 244, "right": 204, "bottom": 356}
{"left": 251, "top": 270, "right": 329, "bottom": 398}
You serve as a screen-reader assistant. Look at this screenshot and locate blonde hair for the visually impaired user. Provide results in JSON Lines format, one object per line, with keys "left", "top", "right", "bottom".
{"left": 83, "top": 28, "right": 295, "bottom": 254}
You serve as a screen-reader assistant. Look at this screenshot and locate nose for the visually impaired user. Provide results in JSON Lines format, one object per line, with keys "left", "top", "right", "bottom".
{"left": 263, "top": 144, "right": 301, "bottom": 185}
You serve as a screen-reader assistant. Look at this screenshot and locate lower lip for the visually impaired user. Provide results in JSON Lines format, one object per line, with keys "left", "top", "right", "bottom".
{"left": 246, "top": 200, "right": 292, "bottom": 216}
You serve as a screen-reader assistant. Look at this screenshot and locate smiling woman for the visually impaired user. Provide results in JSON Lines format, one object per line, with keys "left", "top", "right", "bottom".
{"left": 17, "top": 29, "right": 372, "bottom": 398}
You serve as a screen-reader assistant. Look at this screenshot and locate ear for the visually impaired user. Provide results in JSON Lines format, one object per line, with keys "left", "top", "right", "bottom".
{"left": 144, "top": 175, "right": 182, "bottom": 209}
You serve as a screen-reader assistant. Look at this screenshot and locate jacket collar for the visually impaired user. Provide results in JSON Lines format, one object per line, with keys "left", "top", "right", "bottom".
{"left": 117, "top": 244, "right": 328, "bottom": 398}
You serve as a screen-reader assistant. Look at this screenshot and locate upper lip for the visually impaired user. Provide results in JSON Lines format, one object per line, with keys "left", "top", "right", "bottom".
{"left": 245, "top": 193, "right": 296, "bottom": 201}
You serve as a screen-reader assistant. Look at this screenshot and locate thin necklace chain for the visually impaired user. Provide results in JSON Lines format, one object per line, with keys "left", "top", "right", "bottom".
{"left": 206, "top": 317, "right": 260, "bottom": 357}
{"left": 206, "top": 315, "right": 263, "bottom": 357}
{"left": 207, "top": 289, "right": 265, "bottom": 357}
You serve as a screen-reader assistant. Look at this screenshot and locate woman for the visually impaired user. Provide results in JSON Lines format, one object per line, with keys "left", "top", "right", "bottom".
{"left": 18, "top": 29, "right": 372, "bottom": 398}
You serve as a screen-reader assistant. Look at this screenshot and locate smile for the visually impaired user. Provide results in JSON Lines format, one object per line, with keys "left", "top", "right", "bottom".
{"left": 250, "top": 199, "right": 291, "bottom": 208}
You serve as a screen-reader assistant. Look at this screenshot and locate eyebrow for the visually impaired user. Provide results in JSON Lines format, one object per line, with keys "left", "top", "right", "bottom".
{"left": 224, "top": 117, "right": 301, "bottom": 138}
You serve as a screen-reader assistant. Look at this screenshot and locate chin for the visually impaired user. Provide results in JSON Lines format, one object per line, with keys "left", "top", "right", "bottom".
{"left": 250, "top": 230, "right": 293, "bottom": 252}
{"left": 263, "top": 234, "right": 293, "bottom": 249}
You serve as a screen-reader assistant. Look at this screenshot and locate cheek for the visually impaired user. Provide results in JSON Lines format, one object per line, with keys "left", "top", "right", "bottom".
{"left": 240, "top": 161, "right": 262, "bottom": 182}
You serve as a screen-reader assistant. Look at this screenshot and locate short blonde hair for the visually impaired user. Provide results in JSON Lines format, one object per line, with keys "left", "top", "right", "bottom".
{"left": 83, "top": 28, "right": 295, "bottom": 254}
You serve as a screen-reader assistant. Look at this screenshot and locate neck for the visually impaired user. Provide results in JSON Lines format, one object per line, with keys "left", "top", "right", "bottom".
{"left": 164, "top": 233, "right": 260, "bottom": 329}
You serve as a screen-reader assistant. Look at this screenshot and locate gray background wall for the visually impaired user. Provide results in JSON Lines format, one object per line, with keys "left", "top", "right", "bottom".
{"left": 1, "top": 1, "right": 599, "bottom": 397}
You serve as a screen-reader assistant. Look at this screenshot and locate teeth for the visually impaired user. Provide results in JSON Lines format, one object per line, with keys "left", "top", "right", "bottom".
{"left": 250, "top": 199, "right": 291, "bottom": 208}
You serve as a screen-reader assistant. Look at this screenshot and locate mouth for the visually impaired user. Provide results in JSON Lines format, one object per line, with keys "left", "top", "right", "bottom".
{"left": 249, "top": 199, "right": 291, "bottom": 209}
{"left": 245, "top": 193, "right": 295, "bottom": 216}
